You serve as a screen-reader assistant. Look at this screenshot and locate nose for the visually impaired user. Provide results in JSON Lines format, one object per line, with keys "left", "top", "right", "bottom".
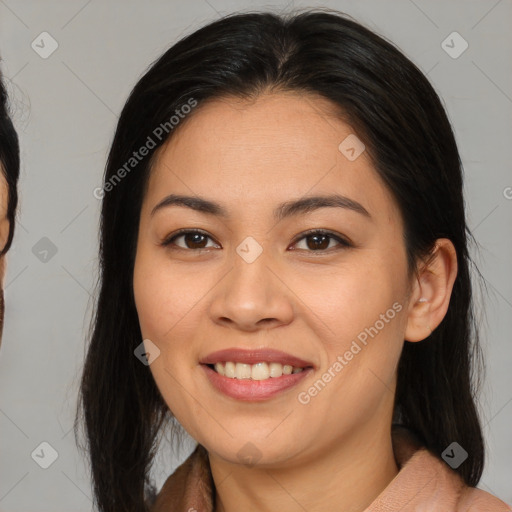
{"left": 208, "top": 245, "right": 294, "bottom": 332}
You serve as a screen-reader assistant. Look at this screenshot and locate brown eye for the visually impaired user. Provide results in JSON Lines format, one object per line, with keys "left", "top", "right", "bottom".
{"left": 291, "top": 230, "right": 352, "bottom": 252}
{"left": 161, "top": 229, "right": 219, "bottom": 250}
{"left": 161, "top": 228, "right": 351, "bottom": 253}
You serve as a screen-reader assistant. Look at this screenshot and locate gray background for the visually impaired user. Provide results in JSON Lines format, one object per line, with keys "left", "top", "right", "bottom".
{"left": 0, "top": 0, "right": 511, "bottom": 509}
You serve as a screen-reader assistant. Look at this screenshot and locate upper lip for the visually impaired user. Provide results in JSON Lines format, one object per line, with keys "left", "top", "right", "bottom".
{"left": 200, "top": 348, "right": 314, "bottom": 368}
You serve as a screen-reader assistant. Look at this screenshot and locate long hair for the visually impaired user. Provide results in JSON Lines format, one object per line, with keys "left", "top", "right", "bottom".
{"left": 0, "top": 66, "right": 20, "bottom": 256}
{"left": 75, "top": 9, "right": 485, "bottom": 511}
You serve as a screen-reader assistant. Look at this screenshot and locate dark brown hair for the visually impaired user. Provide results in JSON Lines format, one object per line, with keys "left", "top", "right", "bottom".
{"left": 0, "top": 66, "right": 19, "bottom": 256}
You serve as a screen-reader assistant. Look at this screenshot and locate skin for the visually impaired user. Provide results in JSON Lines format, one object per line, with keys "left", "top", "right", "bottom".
{"left": 0, "top": 170, "right": 10, "bottom": 347}
{"left": 133, "top": 91, "right": 457, "bottom": 512}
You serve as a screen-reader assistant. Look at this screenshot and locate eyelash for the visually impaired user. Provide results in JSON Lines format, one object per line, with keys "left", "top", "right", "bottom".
{"left": 160, "top": 228, "right": 352, "bottom": 253}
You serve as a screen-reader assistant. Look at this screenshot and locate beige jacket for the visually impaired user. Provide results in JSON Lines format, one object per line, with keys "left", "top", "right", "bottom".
{"left": 150, "top": 426, "right": 511, "bottom": 511}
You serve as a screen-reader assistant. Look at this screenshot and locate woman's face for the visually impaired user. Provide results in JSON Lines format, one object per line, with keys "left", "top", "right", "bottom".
{"left": 133, "top": 91, "right": 413, "bottom": 466}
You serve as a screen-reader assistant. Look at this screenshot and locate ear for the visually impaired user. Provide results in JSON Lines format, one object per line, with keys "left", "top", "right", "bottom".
{"left": 404, "top": 238, "right": 458, "bottom": 342}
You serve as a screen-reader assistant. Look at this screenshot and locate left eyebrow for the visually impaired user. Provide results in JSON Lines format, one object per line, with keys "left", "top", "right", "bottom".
{"left": 274, "top": 194, "right": 371, "bottom": 221}
{"left": 150, "top": 193, "right": 372, "bottom": 221}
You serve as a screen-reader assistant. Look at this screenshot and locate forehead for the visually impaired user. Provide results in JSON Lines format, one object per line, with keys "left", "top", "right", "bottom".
{"left": 143, "top": 92, "right": 400, "bottom": 223}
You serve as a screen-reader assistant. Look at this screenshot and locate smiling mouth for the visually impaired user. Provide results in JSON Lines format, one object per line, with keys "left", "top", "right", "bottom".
{"left": 205, "top": 361, "right": 309, "bottom": 380}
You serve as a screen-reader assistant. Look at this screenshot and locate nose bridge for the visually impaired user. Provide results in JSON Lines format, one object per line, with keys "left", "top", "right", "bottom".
{"left": 229, "top": 235, "right": 273, "bottom": 304}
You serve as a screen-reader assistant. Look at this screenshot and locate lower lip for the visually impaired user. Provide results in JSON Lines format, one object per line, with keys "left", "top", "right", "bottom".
{"left": 201, "top": 364, "right": 312, "bottom": 401}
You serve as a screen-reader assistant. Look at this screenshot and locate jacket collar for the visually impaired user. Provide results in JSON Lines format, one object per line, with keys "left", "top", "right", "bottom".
{"left": 150, "top": 425, "right": 511, "bottom": 511}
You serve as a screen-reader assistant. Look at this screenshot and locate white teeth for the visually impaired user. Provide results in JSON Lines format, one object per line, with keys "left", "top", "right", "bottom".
{"left": 211, "top": 361, "right": 305, "bottom": 379}
{"left": 269, "top": 362, "right": 283, "bottom": 378}
{"left": 225, "top": 361, "right": 236, "bottom": 378}
{"left": 235, "top": 363, "right": 252, "bottom": 379}
{"left": 251, "top": 362, "right": 270, "bottom": 380}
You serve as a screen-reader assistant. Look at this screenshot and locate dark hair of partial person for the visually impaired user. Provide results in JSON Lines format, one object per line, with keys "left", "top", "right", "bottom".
{"left": 0, "top": 67, "right": 19, "bottom": 256}
{"left": 74, "top": 8, "right": 486, "bottom": 512}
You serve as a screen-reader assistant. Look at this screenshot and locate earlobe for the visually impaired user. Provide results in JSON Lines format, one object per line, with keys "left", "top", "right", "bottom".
{"left": 404, "top": 239, "right": 458, "bottom": 342}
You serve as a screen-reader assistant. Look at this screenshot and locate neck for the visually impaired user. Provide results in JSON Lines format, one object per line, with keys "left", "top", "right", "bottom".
{"left": 209, "top": 419, "right": 399, "bottom": 512}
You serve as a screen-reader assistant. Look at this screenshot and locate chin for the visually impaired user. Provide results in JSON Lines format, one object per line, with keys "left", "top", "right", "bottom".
{"left": 200, "top": 430, "right": 306, "bottom": 469}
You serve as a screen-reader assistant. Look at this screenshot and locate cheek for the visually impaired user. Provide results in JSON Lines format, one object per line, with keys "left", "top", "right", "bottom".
{"left": 133, "top": 250, "right": 198, "bottom": 340}
{"left": 297, "top": 266, "right": 406, "bottom": 419}
{"left": 303, "top": 253, "right": 407, "bottom": 378}
{"left": 302, "top": 256, "right": 403, "bottom": 331}
{"left": 132, "top": 251, "right": 203, "bottom": 415}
